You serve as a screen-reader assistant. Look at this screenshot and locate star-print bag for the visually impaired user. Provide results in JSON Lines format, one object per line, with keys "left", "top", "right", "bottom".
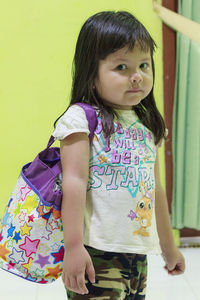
{"left": 0, "top": 103, "right": 97, "bottom": 284}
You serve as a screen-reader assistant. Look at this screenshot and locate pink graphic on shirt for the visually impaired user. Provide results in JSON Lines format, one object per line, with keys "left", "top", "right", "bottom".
{"left": 128, "top": 210, "right": 137, "bottom": 221}
{"left": 88, "top": 118, "right": 155, "bottom": 195}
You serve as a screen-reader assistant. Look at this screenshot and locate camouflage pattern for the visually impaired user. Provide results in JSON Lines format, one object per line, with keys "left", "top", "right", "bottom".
{"left": 66, "top": 246, "right": 147, "bottom": 299}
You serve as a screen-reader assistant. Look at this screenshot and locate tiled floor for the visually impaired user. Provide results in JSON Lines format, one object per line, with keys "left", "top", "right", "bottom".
{"left": 0, "top": 248, "right": 199, "bottom": 300}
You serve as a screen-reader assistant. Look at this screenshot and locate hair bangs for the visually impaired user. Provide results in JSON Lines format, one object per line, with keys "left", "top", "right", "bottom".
{"left": 95, "top": 11, "right": 156, "bottom": 60}
{"left": 128, "top": 34, "right": 157, "bottom": 55}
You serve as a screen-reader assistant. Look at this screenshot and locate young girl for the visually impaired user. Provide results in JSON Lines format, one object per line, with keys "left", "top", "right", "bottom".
{"left": 53, "top": 11, "right": 185, "bottom": 299}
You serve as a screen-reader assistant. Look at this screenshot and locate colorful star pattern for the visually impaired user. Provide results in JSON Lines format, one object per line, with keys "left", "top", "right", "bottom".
{"left": 0, "top": 175, "right": 64, "bottom": 283}
{"left": 45, "top": 264, "right": 62, "bottom": 280}
{"left": 2, "top": 211, "right": 10, "bottom": 226}
{"left": 19, "top": 236, "right": 40, "bottom": 257}
{"left": 41, "top": 228, "right": 52, "bottom": 240}
{"left": 49, "top": 219, "right": 59, "bottom": 231}
{"left": 13, "top": 231, "right": 22, "bottom": 244}
{"left": 9, "top": 247, "right": 25, "bottom": 264}
{"left": 22, "top": 257, "right": 33, "bottom": 273}
{"left": 35, "top": 254, "right": 50, "bottom": 268}
{"left": 37, "top": 243, "right": 51, "bottom": 256}
{"left": 32, "top": 267, "right": 45, "bottom": 278}
{"left": 21, "top": 223, "right": 32, "bottom": 236}
{"left": 52, "top": 209, "right": 61, "bottom": 220}
{"left": 7, "top": 238, "right": 14, "bottom": 248}
{"left": 22, "top": 194, "right": 38, "bottom": 214}
{"left": 0, "top": 241, "right": 11, "bottom": 261}
{"left": 51, "top": 246, "right": 64, "bottom": 264}
{"left": 18, "top": 211, "right": 26, "bottom": 223}
{"left": 7, "top": 223, "right": 16, "bottom": 238}
{"left": 7, "top": 261, "right": 15, "bottom": 270}
{"left": 38, "top": 278, "right": 48, "bottom": 284}
{"left": 28, "top": 214, "right": 35, "bottom": 223}
{"left": 42, "top": 211, "right": 52, "bottom": 222}
{"left": 51, "top": 242, "right": 61, "bottom": 252}
{"left": 26, "top": 274, "right": 37, "bottom": 282}
{"left": 13, "top": 203, "right": 22, "bottom": 218}
{"left": 20, "top": 185, "right": 31, "bottom": 201}
{"left": 37, "top": 202, "right": 44, "bottom": 217}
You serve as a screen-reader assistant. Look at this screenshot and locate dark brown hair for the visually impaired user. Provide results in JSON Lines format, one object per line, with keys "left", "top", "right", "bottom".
{"left": 54, "top": 11, "right": 166, "bottom": 144}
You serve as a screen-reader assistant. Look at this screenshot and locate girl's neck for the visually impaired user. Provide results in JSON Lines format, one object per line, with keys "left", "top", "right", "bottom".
{"left": 102, "top": 100, "right": 133, "bottom": 111}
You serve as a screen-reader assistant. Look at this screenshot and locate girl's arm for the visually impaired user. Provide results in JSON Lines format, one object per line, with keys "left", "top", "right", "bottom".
{"left": 60, "top": 132, "right": 95, "bottom": 294}
{"left": 155, "top": 147, "right": 185, "bottom": 275}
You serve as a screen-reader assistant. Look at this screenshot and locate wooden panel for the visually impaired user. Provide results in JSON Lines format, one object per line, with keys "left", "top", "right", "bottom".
{"left": 181, "top": 228, "right": 200, "bottom": 237}
{"left": 162, "top": 0, "right": 178, "bottom": 213}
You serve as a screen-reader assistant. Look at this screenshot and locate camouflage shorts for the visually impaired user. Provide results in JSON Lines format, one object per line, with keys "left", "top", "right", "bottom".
{"left": 66, "top": 246, "right": 147, "bottom": 300}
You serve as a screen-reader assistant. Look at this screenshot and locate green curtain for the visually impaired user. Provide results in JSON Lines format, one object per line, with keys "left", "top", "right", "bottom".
{"left": 172, "top": 0, "right": 200, "bottom": 230}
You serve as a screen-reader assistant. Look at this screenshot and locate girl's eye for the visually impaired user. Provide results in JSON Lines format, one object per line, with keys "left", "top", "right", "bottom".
{"left": 140, "top": 63, "right": 149, "bottom": 69}
{"left": 116, "top": 64, "right": 127, "bottom": 71}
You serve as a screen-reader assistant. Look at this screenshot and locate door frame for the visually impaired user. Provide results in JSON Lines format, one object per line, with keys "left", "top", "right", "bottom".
{"left": 162, "top": 0, "right": 200, "bottom": 237}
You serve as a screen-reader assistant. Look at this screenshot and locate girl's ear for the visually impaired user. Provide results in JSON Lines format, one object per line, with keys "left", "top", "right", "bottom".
{"left": 140, "top": 181, "right": 147, "bottom": 197}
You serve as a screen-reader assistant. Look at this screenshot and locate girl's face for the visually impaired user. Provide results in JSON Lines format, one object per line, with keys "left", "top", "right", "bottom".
{"left": 94, "top": 44, "right": 153, "bottom": 110}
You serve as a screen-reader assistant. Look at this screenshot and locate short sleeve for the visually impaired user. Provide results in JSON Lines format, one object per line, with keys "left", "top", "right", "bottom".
{"left": 52, "top": 105, "right": 90, "bottom": 141}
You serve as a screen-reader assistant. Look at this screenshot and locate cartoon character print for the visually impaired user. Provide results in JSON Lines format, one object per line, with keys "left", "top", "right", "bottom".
{"left": 128, "top": 181, "right": 155, "bottom": 237}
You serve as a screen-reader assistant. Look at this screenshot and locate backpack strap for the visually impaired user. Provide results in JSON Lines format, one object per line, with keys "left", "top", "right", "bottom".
{"left": 47, "top": 103, "right": 98, "bottom": 148}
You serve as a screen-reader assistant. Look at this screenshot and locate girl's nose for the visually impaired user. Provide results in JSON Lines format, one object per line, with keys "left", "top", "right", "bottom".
{"left": 130, "top": 73, "right": 142, "bottom": 85}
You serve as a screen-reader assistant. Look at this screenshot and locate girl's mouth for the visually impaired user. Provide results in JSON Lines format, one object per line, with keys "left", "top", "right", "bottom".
{"left": 127, "top": 89, "right": 142, "bottom": 93}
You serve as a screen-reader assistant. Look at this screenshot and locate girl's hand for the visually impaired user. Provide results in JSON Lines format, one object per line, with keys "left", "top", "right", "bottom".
{"left": 162, "top": 246, "right": 186, "bottom": 275}
{"left": 62, "top": 244, "right": 95, "bottom": 295}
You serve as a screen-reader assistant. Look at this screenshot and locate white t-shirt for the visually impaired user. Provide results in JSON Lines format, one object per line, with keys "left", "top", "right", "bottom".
{"left": 53, "top": 105, "right": 161, "bottom": 254}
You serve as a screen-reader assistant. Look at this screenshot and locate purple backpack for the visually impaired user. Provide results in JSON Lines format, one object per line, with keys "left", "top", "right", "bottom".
{"left": 0, "top": 103, "right": 97, "bottom": 284}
